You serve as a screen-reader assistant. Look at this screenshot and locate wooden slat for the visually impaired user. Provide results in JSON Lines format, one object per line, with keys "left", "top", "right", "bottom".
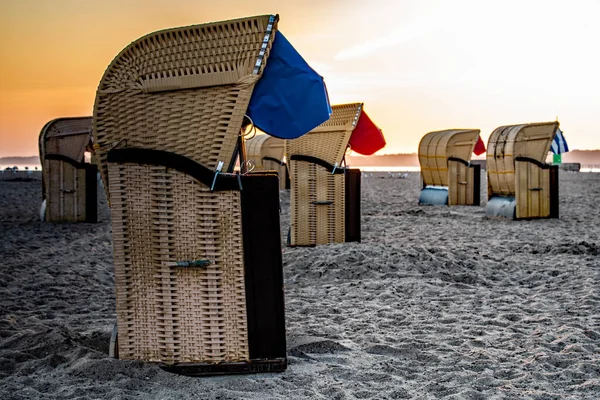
{"left": 466, "top": 165, "right": 474, "bottom": 205}
{"left": 419, "top": 129, "right": 479, "bottom": 188}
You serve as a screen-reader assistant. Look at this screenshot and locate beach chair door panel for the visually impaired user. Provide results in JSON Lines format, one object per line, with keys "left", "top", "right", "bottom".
{"left": 45, "top": 159, "right": 86, "bottom": 222}
{"left": 107, "top": 162, "right": 249, "bottom": 364}
{"left": 515, "top": 161, "right": 551, "bottom": 219}
{"left": 448, "top": 160, "right": 468, "bottom": 205}
{"left": 291, "top": 162, "right": 344, "bottom": 246}
{"left": 448, "top": 161, "right": 479, "bottom": 206}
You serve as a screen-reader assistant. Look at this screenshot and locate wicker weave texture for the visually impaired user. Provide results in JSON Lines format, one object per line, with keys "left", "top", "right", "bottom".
{"left": 285, "top": 103, "right": 362, "bottom": 168}
{"left": 39, "top": 117, "right": 93, "bottom": 164}
{"left": 286, "top": 103, "right": 362, "bottom": 246}
{"left": 93, "top": 15, "right": 279, "bottom": 199}
{"left": 246, "top": 135, "right": 286, "bottom": 189}
{"left": 290, "top": 162, "right": 345, "bottom": 246}
{"left": 418, "top": 129, "right": 479, "bottom": 187}
{"left": 487, "top": 122, "right": 557, "bottom": 197}
{"left": 245, "top": 135, "right": 271, "bottom": 169}
{"left": 108, "top": 163, "right": 248, "bottom": 364}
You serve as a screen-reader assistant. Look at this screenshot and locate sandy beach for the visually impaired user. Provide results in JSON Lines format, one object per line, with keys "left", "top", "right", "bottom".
{"left": 0, "top": 171, "right": 598, "bottom": 399}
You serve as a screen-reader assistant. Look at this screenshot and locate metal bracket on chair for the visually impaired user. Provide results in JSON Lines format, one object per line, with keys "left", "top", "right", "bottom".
{"left": 236, "top": 173, "right": 243, "bottom": 190}
{"left": 211, "top": 161, "right": 225, "bottom": 191}
{"left": 252, "top": 15, "right": 276, "bottom": 75}
{"left": 108, "top": 138, "right": 128, "bottom": 152}
{"left": 109, "top": 323, "right": 119, "bottom": 359}
{"left": 311, "top": 201, "right": 334, "bottom": 205}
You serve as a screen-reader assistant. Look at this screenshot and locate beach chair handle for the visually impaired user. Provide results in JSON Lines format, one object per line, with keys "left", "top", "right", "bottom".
{"left": 163, "top": 259, "right": 212, "bottom": 268}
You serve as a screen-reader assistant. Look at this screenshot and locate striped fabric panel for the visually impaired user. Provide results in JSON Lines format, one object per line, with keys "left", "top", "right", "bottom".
{"left": 551, "top": 128, "right": 569, "bottom": 154}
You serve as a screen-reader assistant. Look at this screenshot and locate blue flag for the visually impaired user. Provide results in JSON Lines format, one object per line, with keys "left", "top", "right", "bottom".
{"left": 551, "top": 128, "right": 569, "bottom": 154}
{"left": 247, "top": 31, "right": 332, "bottom": 140}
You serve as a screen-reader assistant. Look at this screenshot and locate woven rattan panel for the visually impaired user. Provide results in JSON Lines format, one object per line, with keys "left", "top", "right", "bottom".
{"left": 40, "top": 117, "right": 93, "bottom": 164}
{"left": 419, "top": 129, "right": 479, "bottom": 187}
{"left": 487, "top": 122, "right": 556, "bottom": 197}
{"left": 108, "top": 163, "right": 248, "bottom": 364}
{"left": 44, "top": 159, "right": 88, "bottom": 222}
{"left": 285, "top": 103, "right": 362, "bottom": 167}
{"left": 94, "top": 15, "right": 278, "bottom": 198}
{"left": 290, "top": 161, "right": 345, "bottom": 246}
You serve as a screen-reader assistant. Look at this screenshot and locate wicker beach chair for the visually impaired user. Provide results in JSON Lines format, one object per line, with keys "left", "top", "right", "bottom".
{"left": 93, "top": 14, "right": 330, "bottom": 375}
{"left": 486, "top": 121, "right": 560, "bottom": 219}
{"left": 418, "top": 129, "right": 482, "bottom": 206}
{"left": 286, "top": 103, "right": 385, "bottom": 246}
{"left": 245, "top": 134, "right": 289, "bottom": 189}
{"left": 39, "top": 117, "right": 97, "bottom": 222}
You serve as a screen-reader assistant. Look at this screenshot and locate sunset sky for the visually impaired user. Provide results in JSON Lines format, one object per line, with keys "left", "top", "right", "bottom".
{"left": 1, "top": 0, "right": 599, "bottom": 157}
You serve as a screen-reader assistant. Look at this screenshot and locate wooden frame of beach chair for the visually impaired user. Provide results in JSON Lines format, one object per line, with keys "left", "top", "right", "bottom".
{"left": 418, "top": 129, "right": 481, "bottom": 206}
{"left": 245, "top": 134, "right": 289, "bottom": 190}
{"left": 39, "top": 117, "right": 97, "bottom": 223}
{"left": 93, "top": 15, "right": 286, "bottom": 375}
{"left": 285, "top": 103, "right": 363, "bottom": 246}
{"left": 486, "top": 122, "right": 559, "bottom": 219}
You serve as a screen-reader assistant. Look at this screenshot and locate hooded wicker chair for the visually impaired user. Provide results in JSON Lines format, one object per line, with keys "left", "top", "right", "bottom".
{"left": 418, "top": 129, "right": 481, "bottom": 206}
{"left": 93, "top": 15, "right": 295, "bottom": 375}
{"left": 486, "top": 121, "right": 560, "bottom": 219}
{"left": 286, "top": 102, "right": 384, "bottom": 246}
{"left": 245, "top": 134, "right": 289, "bottom": 189}
{"left": 39, "top": 117, "right": 97, "bottom": 222}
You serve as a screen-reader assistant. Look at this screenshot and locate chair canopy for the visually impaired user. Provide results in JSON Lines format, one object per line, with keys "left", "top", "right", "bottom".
{"left": 348, "top": 110, "right": 386, "bottom": 156}
{"left": 418, "top": 129, "right": 480, "bottom": 187}
{"left": 39, "top": 117, "right": 93, "bottom": 165}
{"left": 487, "top": 121, "right": 559, "bottom": 197}
{"left": 285, "top": 103, "right": 384, "bottom": 167}
{"left": 93, "top": 14, "right": 331, "bottom": 200}
{"left": 247, "top": 32, "right": 332, "bottom": 139}
{"left": 245, "top": 134, "right": 285, "bottom": 169}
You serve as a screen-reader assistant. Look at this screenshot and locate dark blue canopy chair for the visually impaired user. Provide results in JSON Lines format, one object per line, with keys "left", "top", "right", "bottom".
{"left": 93, "top": 14, "right": 331, "bottom": 376}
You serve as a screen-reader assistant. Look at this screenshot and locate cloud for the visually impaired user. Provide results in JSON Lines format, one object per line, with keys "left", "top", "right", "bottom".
{"left": 308, "top": 61, "right": 335, "bottom": 74}
{"left": 334, "top": 16, "right": 439, "bottom": 61}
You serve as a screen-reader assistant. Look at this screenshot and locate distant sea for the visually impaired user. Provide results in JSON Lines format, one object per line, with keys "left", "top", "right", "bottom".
{"left": 1, "top": 163, "right": 42, "bottom": 171}
{"left": 1, "top": 163, "right": 598, "bottom": 173}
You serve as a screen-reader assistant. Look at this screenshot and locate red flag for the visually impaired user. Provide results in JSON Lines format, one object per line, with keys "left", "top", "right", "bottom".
{"left": 473, "top": 135, "right": 486, "bottom": 156}
{"left": 348, "top": 111, "right": 386, "bottom": 155}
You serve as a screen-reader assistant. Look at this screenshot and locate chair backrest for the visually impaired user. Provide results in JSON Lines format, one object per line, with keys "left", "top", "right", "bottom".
{"left": 93, "top": 15, "right": 280, "bottom": 199}
{"left": 245, "top": 134, "right": 285, "bottom": 169}
{"left": 487, "top": 122, "right": 558, "bottom": 197}
{"left": 246, "top": 134, "right": 270, "bottom": 169}
{"left": 418, "top": 129, "right": 480, "bottom": 187}
{"left": 39, "top": 117, "right": 93, "bottom": 165}
{"left": 285, "top": 103, "right": 363, "bottom": 168}
{"left": 261, "top": 136, "right": 285, "bottom": 164}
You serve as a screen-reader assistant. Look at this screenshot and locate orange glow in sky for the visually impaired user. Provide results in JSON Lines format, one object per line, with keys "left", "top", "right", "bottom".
{"left": 1, "top": 0, "right": 599, "bottom": 157}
